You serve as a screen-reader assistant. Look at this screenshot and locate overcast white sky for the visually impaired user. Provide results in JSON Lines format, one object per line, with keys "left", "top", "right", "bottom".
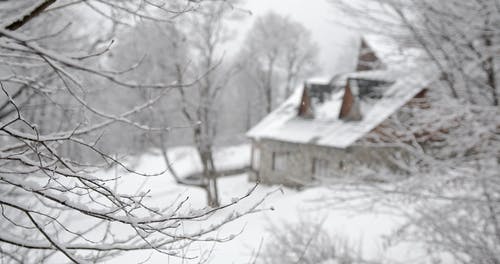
{"left": 231, "top": 0, "right": 361, "bottom": 75}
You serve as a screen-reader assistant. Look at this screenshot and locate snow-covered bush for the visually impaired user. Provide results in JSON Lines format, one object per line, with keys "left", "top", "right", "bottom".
{"left": 257, "top": 219, "right": 359, "bottom": 264}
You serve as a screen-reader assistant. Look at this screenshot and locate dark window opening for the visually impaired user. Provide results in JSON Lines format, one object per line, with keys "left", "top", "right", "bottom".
{"left": 313, "top": 158, "right": 330, "bottom": 179}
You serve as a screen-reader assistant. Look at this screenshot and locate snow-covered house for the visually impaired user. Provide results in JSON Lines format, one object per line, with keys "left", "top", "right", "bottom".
{"left": 246, "top": 38, "right": 434, "bottom": 187}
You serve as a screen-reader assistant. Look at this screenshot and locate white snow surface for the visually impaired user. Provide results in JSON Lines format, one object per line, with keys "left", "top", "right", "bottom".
{"left": 314, "top": 89, "right": 345, "bottom": 120}
{"left": 85, "top": 147, "right": 437, "bottom": 264}
{"left": 164, "top": 144, "right": 251, "bottom": 178}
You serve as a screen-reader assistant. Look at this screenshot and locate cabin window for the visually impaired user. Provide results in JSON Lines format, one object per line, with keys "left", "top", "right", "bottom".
{"left": 272, "top": 152, "right": 289, "bottom": 171}
{"left": 339, "top": 160, "right": 345, "bottom": 170}
{"left": 313, "top": 158, "right": 330, "bottom": 179}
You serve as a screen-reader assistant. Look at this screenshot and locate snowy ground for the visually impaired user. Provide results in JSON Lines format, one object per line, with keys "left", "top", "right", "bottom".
{"left": 91, "top": 145, "right": 432, "bottom": 264}
{"left": 161, "top": 144, "right": 251, "bottom": 178}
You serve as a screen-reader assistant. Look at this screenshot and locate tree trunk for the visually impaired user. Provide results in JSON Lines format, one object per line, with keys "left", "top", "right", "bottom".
{"left": 198, "top": 148, "right": 219, "bottom": 207}
{"left": 265, "top": 58, "right": 276, "bottom": 113}
{"left": 207, "top": 151, "right": 219, "bottom": 207}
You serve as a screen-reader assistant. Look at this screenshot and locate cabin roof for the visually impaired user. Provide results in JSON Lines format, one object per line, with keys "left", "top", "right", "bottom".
{"left": 246, "top": 68, "right": 436, "bottom": 149}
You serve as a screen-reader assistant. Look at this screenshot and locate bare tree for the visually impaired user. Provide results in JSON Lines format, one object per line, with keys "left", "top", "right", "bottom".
{"left": 331, "top": 0, "right": 500, "bottom": 106}
{"left": 0, "top": 1, "right": 262, "bottom": 263}
{"left": 321, "top": 1, "right": 500, "bottom": 263}
{"left": 157, "top": 0, "right": 245, "bottom": 208}
{"left": 100, "top": 17, "right": 192, "bottom": 153}
{"left": 348, "top": 91, "right": 500, "bottom": 263}
{"left": 240, "top": 12, "right": 319, "bottom": 114}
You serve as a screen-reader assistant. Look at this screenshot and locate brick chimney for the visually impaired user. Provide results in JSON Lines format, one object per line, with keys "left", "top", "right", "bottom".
{"left": 339, "top": 79, "right": 362, "bottom": 121}
{"left": 356, "top": 38, "right": 383, "bottom": 71}
{"left": 298, "top": 83, "right": 314, "bottom": 118}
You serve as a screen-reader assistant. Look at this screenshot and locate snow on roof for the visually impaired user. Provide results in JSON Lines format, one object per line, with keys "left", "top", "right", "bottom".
{"left": 362, "top": 34, "right": 395, "bottom": 62}
{"left": 362, "top": 34, "right": 426, "bottom": 69}
{"left": 330, "top": 69, "right": 400, "bottom": 87}
{"left": 246, "top": 83, "right": 305, "bottom": 141}
{"left": 315, "top": 89, "right": 345, "bottom": 120}
{"left": 247, "top": 69, "right": 436, "bottom": 149}
{"left": 307, "top": 76, "right": 332, "bottom": 84}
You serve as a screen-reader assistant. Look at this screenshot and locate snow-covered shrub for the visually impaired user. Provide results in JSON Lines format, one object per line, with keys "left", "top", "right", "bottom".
{"left": 257, "top": 219, "right": 359, "bottom": 264}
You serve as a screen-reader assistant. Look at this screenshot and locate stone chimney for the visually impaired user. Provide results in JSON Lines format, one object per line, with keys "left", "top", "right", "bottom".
{"left": 339, "top": 79, "right": 362, "bottom": 121}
